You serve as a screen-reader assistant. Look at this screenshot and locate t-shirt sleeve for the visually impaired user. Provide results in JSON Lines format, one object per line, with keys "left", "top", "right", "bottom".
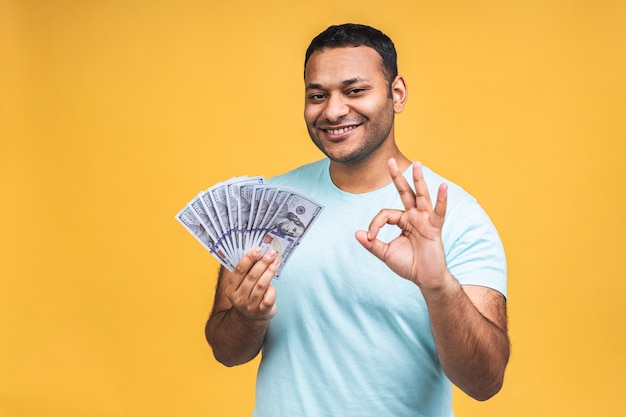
{"left": 442, "top": 198, "right": 508, "bottom": 298}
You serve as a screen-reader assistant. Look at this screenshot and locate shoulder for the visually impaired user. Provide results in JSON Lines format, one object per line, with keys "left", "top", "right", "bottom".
{"left": 419, "top": 165, "right": 476, "bottom": 208}
{"left": 417, "top": 165, "right": 493, "bottom": 227}
{"left": 420, "top": 165, "right": 507, "bottom": 297}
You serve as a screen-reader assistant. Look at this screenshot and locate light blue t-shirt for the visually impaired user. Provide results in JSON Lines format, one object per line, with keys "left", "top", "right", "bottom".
{"left": 253, "top": 159, "right": 507, "bottom": 417}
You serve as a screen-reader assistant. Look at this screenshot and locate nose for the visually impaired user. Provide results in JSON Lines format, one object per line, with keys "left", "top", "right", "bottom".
{"left": 322, "top": 93, "right": 349, "bottom": 123}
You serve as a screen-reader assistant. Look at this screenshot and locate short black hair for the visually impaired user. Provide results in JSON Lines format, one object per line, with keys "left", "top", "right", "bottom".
{"left": 304, "top": 23, "right": 398, "bottom": 85}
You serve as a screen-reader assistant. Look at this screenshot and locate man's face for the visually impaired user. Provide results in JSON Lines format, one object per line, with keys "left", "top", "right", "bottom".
{"left": 304, "top": 46, "right": 397, "bottom": 165}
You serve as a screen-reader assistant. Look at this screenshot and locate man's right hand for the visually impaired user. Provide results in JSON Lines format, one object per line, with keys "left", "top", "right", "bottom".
{"left": 205, "top": 247, "right": 280, "bottom": 366}
{"left": 221, "top": 247, "right": 279, "bottom": 321}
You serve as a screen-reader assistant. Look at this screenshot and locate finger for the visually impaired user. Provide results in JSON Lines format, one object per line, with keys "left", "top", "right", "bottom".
{"left": 364, "top": 208, "right": 404, "bottom": 240}
{"left": 388, "top": 158, "right": 417, "bottom": 211}
{"left": 260, "top": 285, "right": 277, "bottom": 319}
{"left": 432, "top": 183, "right": 448, "bottom": 227}
{"left": 238, "top": 248, "right": 278, "bottom": 296}
{"left": 232, "top": 247, "right": 262, "bottom": 279}
{"left": 355, "top": 229, "right": 390, "bottom": 262}
{"left": 230, "top": 250, "right": 279, "bottom": 319}
{"left": 246, "top": 256, "right": 279, "bottom": 319}
{"left": 222, "top": 247, "right": 262, "bottom": 290}
{"left": 246, "top": 252, "right": 280, "bottom": 303}
{"left": 355, "top": 208, "right": 404, "bottom": 256}
{"left": 413, "top": 161, "right": 433, "bottom": 212}
{"left": 248, "top": 280, "right": 277, "bottom": 320}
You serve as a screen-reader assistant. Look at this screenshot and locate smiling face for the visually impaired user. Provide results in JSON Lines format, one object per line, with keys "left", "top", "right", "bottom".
{"left": 304, "top": 46, "right": 405, "bottom": 165}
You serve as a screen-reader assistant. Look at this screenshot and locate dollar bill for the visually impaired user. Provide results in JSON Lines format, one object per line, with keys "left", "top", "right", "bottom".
{"left": 189, "top": 194, "right": 232, "bottom": 261}
{"left": 250, "top": 188, "right": 291, "bottom": 249}
{"left": 198, "top": 185, "right": 235, "bottom": 262}
{"left": 175, "top": 205, "right": 236, "bottom": 270}
{"left": 243, "top": 185, "right": 268, "bottom": 253}
{"left": 257, "top": 192, "right": 323, "bottom": 278}
{"left": 237, "top": 183, "right": 257, "bottom": 259}
{"left": 225, "top": 176, "right": 264, "bottom": 259}
{"left": 176, "top": 177, "right": 323, "bottom": 278}
{"left": 200, "top": 184, "right": 239, "bottom": 260}
{"left": 248, "top": 186, "right": 276, "bottom": 250}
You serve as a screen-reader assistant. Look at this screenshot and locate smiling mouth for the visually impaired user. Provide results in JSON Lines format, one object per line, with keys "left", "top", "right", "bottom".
{"left": 323, "top": 125, "right": 359, "bottom": 135}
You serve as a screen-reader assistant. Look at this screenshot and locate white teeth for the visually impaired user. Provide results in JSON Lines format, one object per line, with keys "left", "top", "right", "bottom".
{"left": 327, "top": 126, "right": 356, "bottom": 134}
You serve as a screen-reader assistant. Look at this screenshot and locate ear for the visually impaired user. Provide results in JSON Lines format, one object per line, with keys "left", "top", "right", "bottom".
{"left": 391, "top": 75, "right": 408, "bottom": 114}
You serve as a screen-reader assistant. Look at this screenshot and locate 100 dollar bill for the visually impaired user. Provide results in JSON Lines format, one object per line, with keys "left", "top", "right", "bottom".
{"left": 176, "top": 177, "right": 323, "bottom": 279}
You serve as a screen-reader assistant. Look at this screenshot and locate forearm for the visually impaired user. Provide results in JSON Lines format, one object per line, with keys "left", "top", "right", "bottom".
{"left": 205, "top": 308, "right": 270, "bottom": 367}
{"left": 422, "top": 275, "right": 510, "bottom": 400}
{"left": 205, "top": 250, "right": 278, "bottom": 367}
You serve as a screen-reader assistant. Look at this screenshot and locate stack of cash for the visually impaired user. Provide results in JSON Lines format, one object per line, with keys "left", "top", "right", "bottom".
{"left": 176, "top": 176, "right": 323, "bottom": 278}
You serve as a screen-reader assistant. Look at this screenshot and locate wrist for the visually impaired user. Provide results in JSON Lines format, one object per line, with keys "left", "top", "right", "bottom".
{"left": 417, "top": 270, "right": 459, "bottom": 299}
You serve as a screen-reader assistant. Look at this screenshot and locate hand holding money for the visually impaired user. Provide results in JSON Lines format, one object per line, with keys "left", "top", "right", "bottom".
{"left": 176, "top": 176, "right": 323, "bottom": 278}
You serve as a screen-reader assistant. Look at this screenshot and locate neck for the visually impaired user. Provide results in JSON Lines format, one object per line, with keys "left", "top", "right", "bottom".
{"left": 328, "top": 144, "right": 411, "bottom": 194}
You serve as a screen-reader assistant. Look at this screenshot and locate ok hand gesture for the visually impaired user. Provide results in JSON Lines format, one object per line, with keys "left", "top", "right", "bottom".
{"left": 355, "top": 158, "right": 450, "bottom": 290}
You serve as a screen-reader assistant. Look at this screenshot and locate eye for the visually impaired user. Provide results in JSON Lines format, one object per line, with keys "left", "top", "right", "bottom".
{"left": 347, "top": 88, "right": 367, "bottom": 96}
{"left": 308, "top": 93, "right": 326, "bottom": 101}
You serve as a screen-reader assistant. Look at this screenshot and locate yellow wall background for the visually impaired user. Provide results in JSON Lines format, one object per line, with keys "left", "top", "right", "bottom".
{"left": 1, "top": 0, "right": 625, "bottom": 416}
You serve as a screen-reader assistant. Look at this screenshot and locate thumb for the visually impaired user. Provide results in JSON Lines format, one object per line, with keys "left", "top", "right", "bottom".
{"left": 355, "top": 230, "right": 386, "bottom": 261}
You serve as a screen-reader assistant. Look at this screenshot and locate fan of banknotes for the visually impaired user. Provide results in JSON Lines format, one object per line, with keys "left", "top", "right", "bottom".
{"left": 176, "top": 176, "right": 323, "bottom": 278}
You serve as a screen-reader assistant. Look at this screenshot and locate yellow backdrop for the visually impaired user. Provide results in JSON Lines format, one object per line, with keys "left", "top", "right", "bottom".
{"left": 1, "top": 0, "right": 625, "bottom": 416}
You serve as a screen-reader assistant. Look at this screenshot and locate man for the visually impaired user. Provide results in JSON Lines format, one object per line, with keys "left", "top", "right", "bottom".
{"left": 205, "top": 23, "right": 509, "bottom": 416}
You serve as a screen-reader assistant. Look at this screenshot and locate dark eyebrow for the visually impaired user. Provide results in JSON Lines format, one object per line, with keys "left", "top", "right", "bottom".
{"left": 342, "top": 77, "right": 365, "bottom": 87}
{"left": 305, "top": 77, "right": 368, "bottom": 91}
{"left": 305, "top": 82, "right": 323, "bottom": 91}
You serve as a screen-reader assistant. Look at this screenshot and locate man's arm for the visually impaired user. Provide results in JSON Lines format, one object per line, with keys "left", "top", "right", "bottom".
{"left": 355, "top": 158, "right": 509, "bottom": 400}
{"left": 422, "top": 281, "right": 509, "bottom": 400}
{"left": 205, "top": 247, "right": 279, "bottom": 367}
